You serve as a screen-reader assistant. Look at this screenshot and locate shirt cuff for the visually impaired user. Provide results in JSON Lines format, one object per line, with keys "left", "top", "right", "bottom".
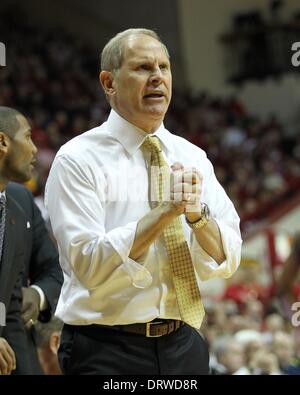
{"left": 30, "top": 285, "right": 48, "bottom": 311}
{"left": 123, "top": 256, "right": 153, "bottom": 289}
{"left": 191, "top": 220, "right": 242, "bottom": 281}
{"left": 106, "top": 220, "right": 138, "bottom": 263}
{"left": 106, "top": 220, "right": 152, "bottom": 288}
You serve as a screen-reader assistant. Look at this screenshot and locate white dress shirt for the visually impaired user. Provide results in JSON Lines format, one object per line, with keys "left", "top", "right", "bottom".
{"left": 45, "top": 110, "right": 242, "bottom": 326}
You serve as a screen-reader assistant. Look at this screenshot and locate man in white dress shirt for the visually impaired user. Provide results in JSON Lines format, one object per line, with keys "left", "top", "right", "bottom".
{"left": 45, "top": 28, "right": 242, "bottom": 375}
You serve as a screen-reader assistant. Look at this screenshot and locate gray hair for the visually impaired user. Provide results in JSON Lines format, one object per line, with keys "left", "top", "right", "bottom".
{"left": 0, "top": 106, "right": 22, "bottom": 139}
{"left": 34, "top": 317, "right": 64, "bottom": 348}
{"left": 100, "top": 28, "right": 170, "bottom": 73}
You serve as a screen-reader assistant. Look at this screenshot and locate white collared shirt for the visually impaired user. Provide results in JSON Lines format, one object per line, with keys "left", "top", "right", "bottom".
{"left": 45, "top": 110, "right": 242, "bottom": 325}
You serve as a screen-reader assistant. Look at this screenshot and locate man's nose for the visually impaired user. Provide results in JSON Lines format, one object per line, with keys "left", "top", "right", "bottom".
{"left": 32, "top": 142, "right": 38, "bottom": 155}
{"left": 149, "top": 66, "right": 163, "bottom": 84}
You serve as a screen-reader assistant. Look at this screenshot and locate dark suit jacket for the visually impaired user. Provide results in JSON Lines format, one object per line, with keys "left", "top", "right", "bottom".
{"left": 0, "top": 187, "right": 30, "bottom": 373}
{"left": 7, "top": 183, "right": 63, "bottom": 321}
{"left": 2, "top": 183, "right": 63, "bottom": 374}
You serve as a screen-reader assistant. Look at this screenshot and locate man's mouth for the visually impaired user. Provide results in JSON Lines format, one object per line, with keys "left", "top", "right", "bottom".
{"left": 143, "top": 92, "right": 165, "bottom": 99}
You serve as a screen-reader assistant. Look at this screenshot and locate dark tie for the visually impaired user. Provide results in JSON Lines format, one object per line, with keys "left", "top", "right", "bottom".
{"left": 0, "top": 194, "right": 6, "bottom": 262}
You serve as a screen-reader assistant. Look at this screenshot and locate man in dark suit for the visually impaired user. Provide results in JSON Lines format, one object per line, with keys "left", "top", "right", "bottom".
{"left": 7, "top": 182, "right": 63, "bottom": 374}
{"left": 0, "top": 106, "right": 63, "bottom": 374}
{"left": 0, "top": 190, "right": 29, "bottom": 374}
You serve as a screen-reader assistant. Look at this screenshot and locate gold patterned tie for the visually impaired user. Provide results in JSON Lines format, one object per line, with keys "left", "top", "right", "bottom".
{"left": 142, "top": 136, "right": 205, "bottom": 329}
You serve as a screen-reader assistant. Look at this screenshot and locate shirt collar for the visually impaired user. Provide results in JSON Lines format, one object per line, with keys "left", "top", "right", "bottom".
{"left": 106, "top": 109, "right": 174, "bottom": 156}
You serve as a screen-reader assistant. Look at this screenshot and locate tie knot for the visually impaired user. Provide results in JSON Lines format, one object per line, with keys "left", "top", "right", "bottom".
{"left": 142, "top": 135, "right": 162, "bottom": 154}
{"left": 0, "top": 195, "right": 6, "bottom": 209}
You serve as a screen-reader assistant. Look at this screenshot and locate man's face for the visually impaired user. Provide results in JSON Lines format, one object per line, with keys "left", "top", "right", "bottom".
{"left": 3, "top": 114, "right": 37, "bottom": 183}
{"left": 110, "top": 34, "right": 172, "bottom": 132}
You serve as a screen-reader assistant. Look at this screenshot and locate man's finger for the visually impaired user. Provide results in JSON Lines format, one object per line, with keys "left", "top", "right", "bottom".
{"left": 171, "top": 191, "right": 194, "bottom": 203}
{"left": 171, "top": 162, "right": 184, "bottom": 171}
{"left": 182, "top": 169, "right": 202, "bottom": 184}
{"left": 183, "top": 192, "right": 196, "bottom": 202}
{"left": 0, "top": 343, "right": 14, "bottom": 375}
{"left": 171, "top": 169, "right": 202, "bottom": 186}
{"left": 5, "top": 343, "right": 16, "bottom": 371}
{"left": 22, "top": 307, "right": 35, "bottom": 325}
{"left": 0, "top": 354, "right": 8, "bottom": 375}
{"left": 172, "top": 183, "right": 196, "bottom": 194}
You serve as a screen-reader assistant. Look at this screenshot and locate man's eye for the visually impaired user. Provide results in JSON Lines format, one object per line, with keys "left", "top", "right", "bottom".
{"left": 139, "top": 64, "right": 151, "bottom": 70}
{"left": 160, "top": 64, "right": 168, "bottom": 70}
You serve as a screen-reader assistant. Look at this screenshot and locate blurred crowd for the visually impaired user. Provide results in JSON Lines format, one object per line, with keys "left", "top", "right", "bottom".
{"left": 200, "top": 231, "right": 300, "bottom": 375}
{"left": 202, "top": 298, "right": 300, "bottom": 375}
{"left": 1, "top": 9, "right": 300, "bottom": 375}
{"left": 1, "top": 10, "right": 300, "bottom": 232}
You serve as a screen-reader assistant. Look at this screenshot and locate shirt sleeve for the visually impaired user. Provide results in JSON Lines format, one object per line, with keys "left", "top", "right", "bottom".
{"left": 45, "top": 155, "right": 151, "bottom": 290}
{"left": 190, "top": 158, "right": 242, "bottom": 281}
{"left": 30, "top": 285, "right": 47, "bottom": 311}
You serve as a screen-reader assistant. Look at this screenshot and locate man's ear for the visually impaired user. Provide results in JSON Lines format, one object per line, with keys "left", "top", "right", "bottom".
{"left": 0, "top": 132, "right": 10, "bottom": 154}
{"left": 99, "top": 71, "right": 116, "bottom": 97}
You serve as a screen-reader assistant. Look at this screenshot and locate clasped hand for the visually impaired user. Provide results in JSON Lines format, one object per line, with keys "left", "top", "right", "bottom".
{"left": 169, "top": 162, "right": 203, "bottom": 220}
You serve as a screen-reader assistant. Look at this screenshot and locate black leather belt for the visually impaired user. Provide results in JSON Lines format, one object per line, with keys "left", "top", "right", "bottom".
{"left": 72, "top": 319, "right": 185, "bottom": 339}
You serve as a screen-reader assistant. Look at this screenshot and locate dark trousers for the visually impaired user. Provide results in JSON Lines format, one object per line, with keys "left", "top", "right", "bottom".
{"left": 58, "top": 323, "right": 209, "bottom": 375}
